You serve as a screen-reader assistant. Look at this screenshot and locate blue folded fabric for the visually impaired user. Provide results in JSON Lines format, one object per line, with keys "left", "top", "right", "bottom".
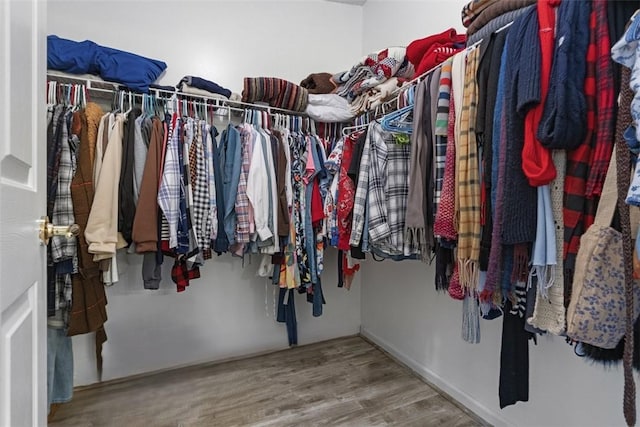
{"left": 178, "top": 76, "right": 232, "bottom": 99}
{"left": 47, "top": 35, "right": 167, "bottom": 93}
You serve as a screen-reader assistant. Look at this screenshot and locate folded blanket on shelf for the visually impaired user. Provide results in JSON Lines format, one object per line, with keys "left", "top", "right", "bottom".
{"left": 466, "top": 0, "right": 537, "bottom": 36}
{"left": 177, "top": 76, "right": 233, "bottom": 99}
{"left": 406, "top": 28, "right": 466, "bottom": 78}
{"left": 300, "top": 73, "right": 337, "bottom": 94}
{"left": 47, "top": 35, "right": 167, "bottom": 93}
{"left": 462, "top": 0, "right": 501, "bottom": 28}
{"left": 333, "top": 47, "right": 414, "bottom": 102}
{"left": 306, "top": 94, "right": 354, "bottom": 122}
{"left": 242, "top": 77, "right": 309, "bottom": 112}
{"left": 349, "top": 77, "right": 405, "bottom": 115}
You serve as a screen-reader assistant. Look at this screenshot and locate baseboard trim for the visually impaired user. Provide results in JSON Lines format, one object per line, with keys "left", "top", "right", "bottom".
{"left": 74, "top": 333, "right": 360, "bottom": 392}
{"left": 360, "top": 327, "right": 514, "bottom": 427}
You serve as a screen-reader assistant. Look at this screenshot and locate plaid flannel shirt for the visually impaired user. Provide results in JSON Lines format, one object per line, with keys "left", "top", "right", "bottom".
{"left": 190, "top": 120, "right": 211, "bottom": 259}
{"left": 383, "top": 139, "right": 411, "bottom": 254}
{"left": 586, "top": 0, "right": 615, "bottom": 198}
{"left": 47, "top": 105, "right": 65, "bottom": 219}
{"left": 563, "top": 7, "right": 598, "bottom": 306}
{"left": 158, "top": 115, "right": 181, "bottom": 249}
{"left": 235, "top": 124, "right": 253, "bottom": 245}
{"left": 179, "top": 119, "right": 199, "bottom": 261}
{"left": 367, "top": 123, "right": 390, "bottom": 243}
{"left": 205, "top": 124, "right": 218, "bottom": 242}
{"left": 349, "top": 129, "right": 371, "bottom": 247}
{"left": 51, "top": 109, "right": 77, "bottom": 264}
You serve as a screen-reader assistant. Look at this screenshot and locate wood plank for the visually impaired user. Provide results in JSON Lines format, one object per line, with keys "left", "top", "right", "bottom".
{"left": 50, "top": 336, "right": 486, "bottom": 426}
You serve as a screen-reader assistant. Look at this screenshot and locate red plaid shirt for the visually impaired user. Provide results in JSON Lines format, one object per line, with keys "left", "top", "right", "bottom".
{"left": 586, "top": 0, "right": 615, "bottom": 198}
{"left": 563, "top": 7, "right": 598, "bottom": 307}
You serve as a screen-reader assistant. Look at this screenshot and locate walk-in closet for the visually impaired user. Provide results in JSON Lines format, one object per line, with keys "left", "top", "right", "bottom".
{"left": 2, "top": 0, "right": 640, "bottom": 426}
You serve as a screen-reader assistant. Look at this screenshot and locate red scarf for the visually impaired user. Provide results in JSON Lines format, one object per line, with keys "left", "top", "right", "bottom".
{"left": 520, "top": 0, "right": 560, "bottom": 187}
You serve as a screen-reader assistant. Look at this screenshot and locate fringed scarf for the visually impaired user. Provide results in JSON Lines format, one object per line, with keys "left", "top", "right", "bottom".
{"left": 405, "top": 79, "right": 432, "bottom": 260}
{"left": 455, "top": 46, "right": 482, "bottom": 290}
{"left": 434, "top": 85, "right": 458, "bottom": 292}
{"left": 528, "top": 186, "right": 556, "bottom": 297}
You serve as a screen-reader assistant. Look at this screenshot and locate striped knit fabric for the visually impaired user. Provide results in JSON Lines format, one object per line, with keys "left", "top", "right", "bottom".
{"left": 435, "top": 59, "right": 453, "bottom": 135}
{"left": 242, "top": 77, "right": 308, "bottom": 112}
{"left": 461, "top": 0, "right": 500, "bottom": 28}
{"left": 434, "top": 59, "right": 453, "bottom": 215}
{"left": 466, "top": 0, "right": 537, "bottom": 37}
{"left": 456, "top": 46, "right": 481, "bottom": 290}
{"left": 433, "top": 93, "right": 457, "bottom": 241}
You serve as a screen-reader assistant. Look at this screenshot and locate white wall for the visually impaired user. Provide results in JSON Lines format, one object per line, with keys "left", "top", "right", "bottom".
{"left": 48, "top": 0, "right": 364, "bottom": 386}
{"left": 48, "top": 0, "right": 362, "bottom": 94}
{"left": 360, "top": 2, "right": 638, "bottom": 427}
{"left": 362, "top": 0, "right": 467, "bottom": 54}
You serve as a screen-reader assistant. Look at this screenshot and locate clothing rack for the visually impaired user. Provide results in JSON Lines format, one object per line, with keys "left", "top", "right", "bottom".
{"left": 46, "top": 71, "right": 310, "bottom": 118}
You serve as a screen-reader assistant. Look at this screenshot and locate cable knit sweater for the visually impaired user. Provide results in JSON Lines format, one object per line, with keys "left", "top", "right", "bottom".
{"left": 501, "top": 6, "right": 538, "bottom": 245}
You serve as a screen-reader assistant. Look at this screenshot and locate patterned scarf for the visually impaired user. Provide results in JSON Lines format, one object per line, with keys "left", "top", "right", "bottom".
{"left": 455, "top": 46, "right": 481, "bottom": 290}
{"left": 433, "top": 92, "right": 457, "bottom": 241}
{"left": 434, "top": 59, "right": 453, "bottom": 214}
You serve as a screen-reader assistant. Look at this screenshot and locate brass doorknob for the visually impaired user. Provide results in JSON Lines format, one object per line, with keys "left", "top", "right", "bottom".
{"left": 39, "top": 216, "right": 80, "bottom": 245}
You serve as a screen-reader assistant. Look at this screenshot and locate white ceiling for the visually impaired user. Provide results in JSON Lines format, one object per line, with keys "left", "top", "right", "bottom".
{"left": 324, "top": 0, "right": 368, "bottom": 6}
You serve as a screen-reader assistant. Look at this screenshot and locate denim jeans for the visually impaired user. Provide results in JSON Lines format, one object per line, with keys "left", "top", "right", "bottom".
{"left": 47, "top": 326, "right": 73, "bottom": 412}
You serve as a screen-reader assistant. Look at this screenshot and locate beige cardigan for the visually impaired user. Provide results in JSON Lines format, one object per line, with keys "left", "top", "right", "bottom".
{"left": 85, "top": 113, "right": 124, "bottom": 261}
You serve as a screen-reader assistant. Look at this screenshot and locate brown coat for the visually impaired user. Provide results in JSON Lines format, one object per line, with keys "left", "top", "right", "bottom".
{"left": 274, "top": 131, "right": 290, "bottom": 237}
{"left": 68, "top": 104, "right": 108, "bottom": 350}
{"left": 132, "top": 117, "right": 165, "bottom": 252}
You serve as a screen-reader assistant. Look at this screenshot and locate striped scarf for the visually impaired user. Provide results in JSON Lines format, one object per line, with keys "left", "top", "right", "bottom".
{"left": 434, "top": 59, "right": 453, "bottom": 213}
{"left": 461, "top": 0, "right": 500, "bottom": 28}
{"left": 456, "top": 46, "right": 481, "bottom": 290}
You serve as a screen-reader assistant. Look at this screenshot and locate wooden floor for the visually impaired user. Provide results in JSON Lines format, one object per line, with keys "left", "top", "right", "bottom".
{"left": 49, "top": 336, "right": 484, "bottom": 427}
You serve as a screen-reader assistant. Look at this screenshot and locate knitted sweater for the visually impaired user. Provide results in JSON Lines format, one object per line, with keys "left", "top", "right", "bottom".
{"left": 527, "top": 150, "right": 566, "bottom": 335}
{"left": 467, "top": 0, "right": 537, "bottom": 36}
{"left": 478, "top": 29, "right": 508, "bottom": 270}
{"left": 467, "top": 6, "right": 534, "bottom": 46}
{"left": 537, "top": 0, "right": 590, "bottom": 150}
{"left": 501, "top": 6, "right": 538, "bottom": 245}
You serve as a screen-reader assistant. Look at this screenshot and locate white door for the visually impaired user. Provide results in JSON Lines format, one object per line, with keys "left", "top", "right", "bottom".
{"left": 0, "top": 0, "right": 48, "bottom": 426}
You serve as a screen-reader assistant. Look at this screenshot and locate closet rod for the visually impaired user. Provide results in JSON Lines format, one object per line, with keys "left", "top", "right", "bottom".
{"left": 46, "top": 71, "right": 309, "bottom": 117}
{"left": 466, "top": 20, "right": 514, "bottom": 50}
